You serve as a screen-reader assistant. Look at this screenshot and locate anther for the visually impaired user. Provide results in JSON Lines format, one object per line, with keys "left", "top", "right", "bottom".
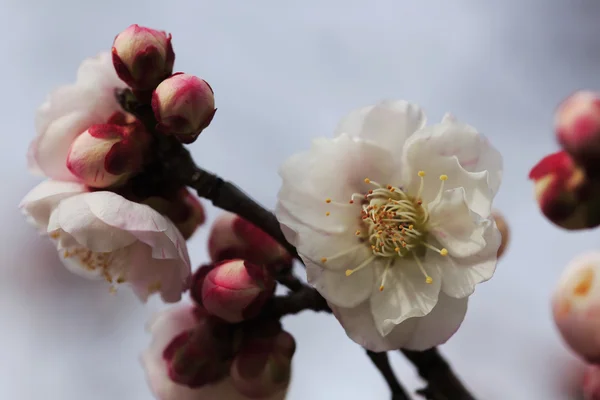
{"left": 364, "top": 178, "right": 371, "bottom": 183}
{"left": 440, "top": 248, "right": 448, "bottom": 256}
{"left": 440, "top": 175, "right": 448, "bottom": 181}
{"left": 325, "top": 198, "right": 332, "bottom": 203}
{"left": 326, "top": 212, "right": 330, "bottom": 216}
{"left": 321, "top": 257, "right": 328, "bottom": 263}
{"left": 418, "top": 171, "right": 426, "bottom": 177}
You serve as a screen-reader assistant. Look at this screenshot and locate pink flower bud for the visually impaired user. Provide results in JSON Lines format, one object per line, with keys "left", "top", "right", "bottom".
{"left": 230, "top": 331, "right": 294, "bottom": 399}
{"left": 163, "top": 308, "right": 234, "bottom": 388}
{"left": 189, "top": 264, "right": 214, "bottom": 306}
{"left": 66, "top": 119, "right": 149, "bottom": 188}
{"left": 492, "top": 210, "right": 509, "bottom": 259}
{"left": 556, "top": 91, "right": 600, "bottom": 172}
{"left": 584, "top": 365, "right": 600, "bottom": 400}
{"left": 143, "top": 189, "right": 206, "bottom": 240}
{"left": 208, "top": 212, "right": 293, "bottom": 272}
{"left": 202, "top": 260, "right": 275, "bottom": 323}
{"left": 112, "top": 24, "right": 175, "bottom": 91}
{"left": 151, "top": 73, "right": 216, "bottom": 143}
{"left": 553, "top": 252, "right": 600, "bottom": 363}
{"left": 529, "top": 151, "right": 600, "bottom": 230}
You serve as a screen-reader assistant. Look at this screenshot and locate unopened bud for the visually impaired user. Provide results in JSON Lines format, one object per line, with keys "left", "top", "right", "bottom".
{"left": 529, "top": 151, "right": 600, "bottom": 230}
{"left": 230, "top": 331, "right": 294, "bottom": 398}
{"left": 66, "top": 119, "right": 148, "bottom": 188}
{"left": 189, "top": 264, "right": 214, "bottom": 306}
{"left": 163, "top": 314, "right": 233, "bottom": 388}
{"left": 112, "top": 24, "right": 175, "bottom": 91}
{"left": 143, "top": 189, "right": 205, "bottom": 240}
{"left": 584, "top": 365, "right": 600, "bottom": 400}
{"left": 492, "top": 210, "right": 509, "bottom": 259}
{"left": 151, "top": 73, "right": 216, "bottom": 143}
{"left": 202, "top": 260, "right": 275, "bottom": 323}
{"left": 556, "top": 91, "right": 600, "bottom": 174}
{"left": 208, "top": 212, "right": 293, "bottom": 272}
{"left": 553, "top": 252, "right": 600, "bottom": 363}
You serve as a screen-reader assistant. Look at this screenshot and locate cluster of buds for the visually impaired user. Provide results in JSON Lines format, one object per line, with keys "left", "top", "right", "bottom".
{"left": 112, "top": 24, "right": 216, "bottom": 143}
{"left": 530, "top": 91, "right": 600, "bottom": 230}
{"left": 144, "top": 213, "right": 295, "bottom": 399}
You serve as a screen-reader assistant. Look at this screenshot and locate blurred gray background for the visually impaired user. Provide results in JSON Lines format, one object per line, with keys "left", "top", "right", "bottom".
{"left": 2, "top": 0, "right": 599, "bottom": 399}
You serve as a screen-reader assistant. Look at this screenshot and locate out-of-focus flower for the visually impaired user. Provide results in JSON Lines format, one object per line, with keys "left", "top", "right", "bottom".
{"left": 152, "top": 73, "right": 216, "bottom": 143}
{"left": 29, "top": 52, "right": 129, "bottom": 182}
{"left": 202, "top": 259, "right": 275, "bottom": 323}
{"left": 553, "top": 252, "right": 600, "bottom": 363}
{"left": 556, "top": 91, "right": 600, "bottom": 174}
{"left": 142, "top": 305, "right": 289, "bottom": 400}
{"left": 529, "top": 151, "right": 600, "bottom": 230}
{"left": 66, "top": 119, "right": 149, "bottom": 188}
{"left": 143, "top": 189, "right": 206, "bottom": 240}
{"left": 20, "top": 181, "right": 191, "bottom": 302}
{"left": 230, "top": 331, "right": 295, "bottom": 398}
{"left": 276, "top": 101, "right": 502, "bottom": 351}
{"left": 208, "top": 212, "right": 292, "bottom": 272}
{"left": 492, "top": 210, "right": 510, "bottom": 259}
{"left": 112, "top": 24, "right": 175, "bottom": 91}
{"left": 583, "top": 364, "right": 600, "bottom": 400}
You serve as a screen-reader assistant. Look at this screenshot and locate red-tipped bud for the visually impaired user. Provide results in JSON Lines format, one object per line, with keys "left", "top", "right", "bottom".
{"left": 201, "top": 260, "right": 275, "bottom": 323}
{"left": 556, "top": 91, "right": 600, "bottom": 174}
{"left": 492, "top": 210, "right": 509, "bottom": 259}
{"left": 208, "top": 212, "right": 293, "bottom": 273}
{"left": 143, "top": 189, "right": 205, "bottom": 240}
{"left": 230, "top": 331, "right": 295, "bottom": 399}
{"left": 151, "top": 73, "right": 216, "bottom": 143}
{"left": 112, "top": 24, "right": 175, "bottom": 91}
{"left": 162, "top": 310, "right": 234, "bottom": 388}
{"left": 66, "top": 117, "right": 149, "bottom": 188}
{"left": 529, "top": 151, "right": 600, "bottom": 230}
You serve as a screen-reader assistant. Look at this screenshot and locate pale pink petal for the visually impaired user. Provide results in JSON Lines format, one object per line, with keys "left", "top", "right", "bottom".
{"left": 428, "top": 187, "right": 487, "bottom": 258}
{"left": 440, "top": 217, "right": 500, "bottom": 298}
{"left": 306, "top": 259, "right": 374, "bottom": 308}
{"left": 370, "top": 260, "right": 442, "bottom": 336}
{"left": 402, "top": 292, "right": 468, "bottom": 350}
{"left": 19, "top": 180, "right": 87, "bottom": 231}
{"left": 335, "top": 100, "right": 426, "bottom": 153}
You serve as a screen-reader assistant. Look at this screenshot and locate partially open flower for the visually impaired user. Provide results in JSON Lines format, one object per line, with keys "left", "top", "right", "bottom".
{"left": 143, "top": 189, "right": 206, "bottom": 240}
{"left": 276, "top": 101, "right": 502, "bottom": 351}
{"left": 202, "top": 260, "right": 275, "bottom": 323}
{"left": 66, "top": 120, "right": 149, "bottom": 188}
{"left": 152, "top": 73, "right": 216, "bottom": 143}
{"left": 529, "top": 151, "right": 600, "bottom": 230}
{"left": 142, "top": 305, "right": 288, "bottom": 400}
{"left": 492, "top": 210, "right": 510, "bottom": 259}
{"left": 112, "top": 24, "right": 175, "bottom": 91}
{"left": 553, "top": 252, "right": 600, "bottom": 363}
{"left": 230, "top": 331, "right": 295, "bottom": 399}
{"left": 208, "top": 212, "right": 292, "bottom": 272}
{"left": 556, "top": 91, "right": 600, "bottom": 174}
{"left": 20, "top": 181, "right": 191, "bottom": 302}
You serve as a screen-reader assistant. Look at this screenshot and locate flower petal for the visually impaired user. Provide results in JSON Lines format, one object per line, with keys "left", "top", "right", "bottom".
{"left": 402, "top": 292, "right": 468, "bottom": 350}
{"left": 306, "top": 258, "right": 374, "bottom": 308}
{"left": 278, "top": 134, "right": 395, "bottom": 203}
{"left": 370, "top": 259, "right": 442, "bottom": 336}
{"left": 335, "top": 100, "right": 426, "bottom": 153}
{"left": 428, "top": 187, "right": 487, "bottom": 258}
{"left": 440, "top": 216, "right": 500, "bottom": 298}
{"left": 19, "top": 180, "right": 87, "bottom": 231}
{"left": 330, "top": 301, "right": 419, "bottom": 352}
{"left": 401, "top": 124, "right": 496, "bottom": 218}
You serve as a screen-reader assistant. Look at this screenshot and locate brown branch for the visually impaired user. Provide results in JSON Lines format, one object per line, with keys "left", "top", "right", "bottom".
{"left": 367, "top": 351, "right": 411, "bottom": 400}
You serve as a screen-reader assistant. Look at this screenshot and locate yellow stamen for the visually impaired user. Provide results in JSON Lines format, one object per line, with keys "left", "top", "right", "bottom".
{"left": 345, "top": 255, "right": 376, "bottom": 277}
{"left": 321, "top": 257, "right": 328, "bottom": 263}
{"left": 325, "top": 212, "right": 330, "bottom": 216}
{"left": 440, "top": 248, "right": 448, "bottom": 256}
{"left": 325, "top": 198, "right": 332, "bottom": 203}
{"left": 413, "top": 253, "right": 433, "bottom": 284}
{"left": 440, "top": 174, "right": 448, "bottom": 181}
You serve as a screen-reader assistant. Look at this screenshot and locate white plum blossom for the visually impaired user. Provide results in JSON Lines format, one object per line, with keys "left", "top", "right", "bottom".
{"left": 142, "top": 304, "right": 288, "bottom": 400}
{"left": 276, "top": 100, "right": 503, "bottom": 351}
{"left": 28, "top": 52, "right": 127, "bottom": 181}
{"left": 20, "top": 180, "right": 191, "bottom": 302}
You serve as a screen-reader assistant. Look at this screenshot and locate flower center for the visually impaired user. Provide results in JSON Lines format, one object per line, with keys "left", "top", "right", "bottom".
{"left": 321, "top": 171, "right": 449, "bottom": 290}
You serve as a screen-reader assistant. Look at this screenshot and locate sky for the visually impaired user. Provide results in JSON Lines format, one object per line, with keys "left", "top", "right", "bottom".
{"left": 2, "top": 1, "right": 599, "bottom": 399}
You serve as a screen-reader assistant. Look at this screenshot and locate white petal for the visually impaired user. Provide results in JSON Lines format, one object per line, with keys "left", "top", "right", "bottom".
{"left": 428, "top": 187, "right": 487, "bottom": 258}
{"left": 370, "top": 259, "right": 442, "bottom": 336}
{"left": 401, "top": 141, "right": 493, "bottom": 218}
{"left": 306, "top": 258, "right": 374, "bottom": 308}
{"left": 335, "top": 100, "right": 426, "bottom": 153}
{"left": 278, "top": 134, "right": 395, "bottom": 203}
{"left": 440, "top": 216, "right": 500, "bottom": 298}
{"left": 19, "top": 180, "right": 87, "bottom": 231}
{"left": 402, "top": 292, "right": 469, "bottom": 350}
{"left": 330, "top": 301, "right": 419, "bottom": 352}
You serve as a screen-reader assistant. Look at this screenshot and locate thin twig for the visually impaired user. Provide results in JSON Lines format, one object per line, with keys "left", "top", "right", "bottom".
{"left": 266, "top": 285, "right": 330, "bottom": 318}
{"left": 367, "top": 351, "right": 411, "bottom": 400}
